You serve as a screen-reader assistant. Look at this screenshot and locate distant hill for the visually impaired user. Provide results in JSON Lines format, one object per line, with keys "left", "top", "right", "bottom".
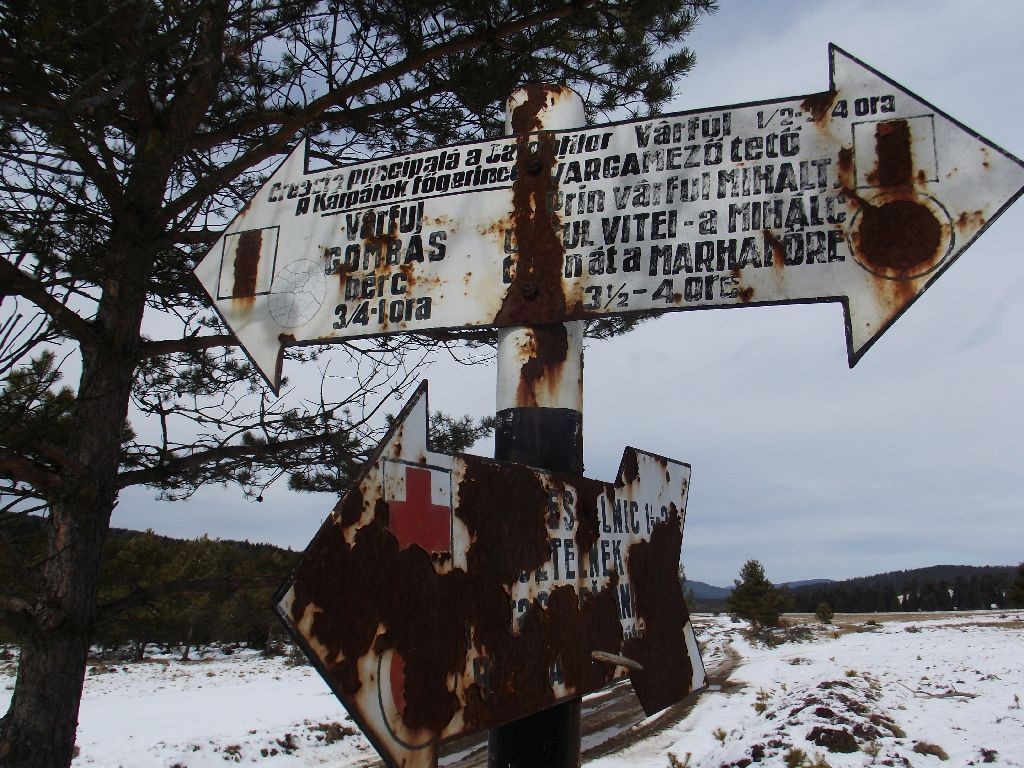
{"left": 9, "top": 515, "right": 1016, "bottom": 627}
{"left": 782, "top": 578, "right": 835, "bottom": 589}
{"left": 685, "top": 580, "right": 732, "bottom": 601}
{"left": 683, "top": 577, "right": 835, "bottom": 606}
{"left": 685, "top": 566, "right": 1016, "bottom": 613}
{"left": 787, "top": 565, "right": 1016, "bottom": 613}
{"left": 0, "top": 515, "right": 300, "bottom": 650}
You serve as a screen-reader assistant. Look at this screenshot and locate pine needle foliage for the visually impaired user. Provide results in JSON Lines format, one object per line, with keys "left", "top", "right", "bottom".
{"left": 0, "top": 0, "right": 717, "bottom": 764}
{"left": 727, "top": 558, "right": 788, "bottom": 629}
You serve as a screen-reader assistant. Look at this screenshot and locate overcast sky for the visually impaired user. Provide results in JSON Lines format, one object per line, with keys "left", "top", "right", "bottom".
{"left": 116, "top": 0, "right": 1024, "bottom": 587}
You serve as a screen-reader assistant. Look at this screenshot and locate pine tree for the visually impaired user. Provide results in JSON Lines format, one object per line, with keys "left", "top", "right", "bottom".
{"left": 0, "top": 1, "right": 717, "bottom": 764}
{"left": 727, "top": 559, "right": 786, "bottom": 629}
{"left": 1008, "top": 563, "right": 1024, "bottom": 608}
{"left": 815, "top": 602, "right": 833, "bottom": 624}
{"left": 678, "top": 562, "right": 696, "bottom": 611}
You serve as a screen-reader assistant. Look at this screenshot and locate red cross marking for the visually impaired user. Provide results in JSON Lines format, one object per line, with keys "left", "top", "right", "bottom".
{"left": 388, "top": 466, "right": 451, "bottom": 554}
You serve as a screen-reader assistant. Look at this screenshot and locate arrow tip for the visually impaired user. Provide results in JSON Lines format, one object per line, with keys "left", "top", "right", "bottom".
{"left": 381, "top": 380, "right": 431, "bottom": 462}
{"left": 829, "top": 46, "right": 1024, "bottom": 366}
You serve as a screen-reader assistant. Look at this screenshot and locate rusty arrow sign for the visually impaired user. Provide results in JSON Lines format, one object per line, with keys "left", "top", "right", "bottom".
{"left": 194, "top": 45, "right": 1024, "bottom": 391}
{"left": 273, "top": 381, "right": 704, "bottom": 768}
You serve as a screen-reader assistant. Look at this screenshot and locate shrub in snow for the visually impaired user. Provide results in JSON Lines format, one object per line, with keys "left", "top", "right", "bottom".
{"left": 310, "top": 722, "right": 356, "bottom": 745}
{"left": 815, "top": 602, "right": 833, "bottom": 624}
{"left": 862, "top": 740, "right": 882, "bottom": 761}
{"left": 913, "top": 741, "right": 949, "bottom": 760}
{"left": 783, "top": 748, "right": 807, "bottom": 768}
{"left": 806, "top": 726, "right": 859, "bottom": 753}
{"left": 754, "top": 688, "right": 771, "bottom": 713}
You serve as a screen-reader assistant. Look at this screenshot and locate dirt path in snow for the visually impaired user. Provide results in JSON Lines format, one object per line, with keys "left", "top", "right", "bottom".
{"left": 422, "top": 644, "right": 745, "bottom": 768}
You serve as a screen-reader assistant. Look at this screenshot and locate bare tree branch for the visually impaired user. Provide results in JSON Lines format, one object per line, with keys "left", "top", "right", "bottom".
{"left": 172, "top": 229, "right": 222, "bottom": 245}
{"left": 137, "top": 334, "right": 238, "bottom": 360}
{"left": 0, "top": 451, "right": 60, "bottom": 492}
{"left": 116, "top": 430, "right": 340, "bottom": 489}
{"left": 0, "top": 260, "right": 97, "bottom": 345}
{"left": 164, "top": 0, "right": 596, "bottom": 220}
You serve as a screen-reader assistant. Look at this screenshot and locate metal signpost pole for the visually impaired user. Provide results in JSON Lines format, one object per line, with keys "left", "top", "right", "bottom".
{"left": 488, "top": 86, "right": 586, "bottom": 768}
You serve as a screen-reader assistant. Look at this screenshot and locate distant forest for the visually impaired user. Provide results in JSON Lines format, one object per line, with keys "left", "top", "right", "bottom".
{"left": 0, "top": 516, "right": 300, "bottom": 656}
{"left": 690, "top": 564, "right": 1018, "bottom": 614}
{"left": 2, "top": 517, "right": 1018, "bottom": 655}
{"left": 786, "top": 564, "right": 1017, "bottom": 613}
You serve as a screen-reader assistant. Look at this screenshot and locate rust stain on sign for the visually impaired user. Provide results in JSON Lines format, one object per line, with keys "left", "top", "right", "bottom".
{"left": 802, "top": 89, "right": 837, "bottom": 124}
{"left": 955, "top": 210, "right": 986, "bottom": 232}
{"left": 624, "top": 504, "right": 692, "bottom": 713}
{"left": 231, "top": 229, "right": 263, "bottom": 301}
{"left": 764, "top": 229, "right": 785, "bottom": 271}
{"left": 868, "top": 120, "right": 914, "bottom": 187}
{"left": 515, "top": 324, "right": 570, "bottom": 407}
{"left": 847, "top": 118, "right": 951, "bottom": 284}
{"left": 495, "top": 131, "right": 566, "bottom": 326}
{"left": 274, "top": 383, "right": 704, "bottom": 768}
{"left": 837, "top": 146, "right": 854, "bottom": 185}
{"left": 454, "top": 458, "right": 627, "bottom": 727}
{"left": 855, "top": 198, "right": 942, "bottom": 274}
{"left": 456, "top": 460, "right": 551, "bottom": 586}
{"left": 619, "top": 446, "right": 640, "bottom": 485}
{"left": 496, "top": 85, "right": 578, "bottom": 328}
{"left": 510, "top": 84, "right": 564, "bottom": 134}
{"left": 572, "top": 479, "right": 601, "bottom": 558}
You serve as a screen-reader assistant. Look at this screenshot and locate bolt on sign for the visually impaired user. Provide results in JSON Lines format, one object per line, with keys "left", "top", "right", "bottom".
{"left": 194, "top": 45, "right": 1024, "bottom": 392}
{"left": 274, "top": 382, "right": 705, "bottom": 768}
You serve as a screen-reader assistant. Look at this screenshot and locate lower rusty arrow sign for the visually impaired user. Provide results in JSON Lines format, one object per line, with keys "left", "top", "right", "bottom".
{"left": 274, "top": 382, "right": 705, "bottom": 768}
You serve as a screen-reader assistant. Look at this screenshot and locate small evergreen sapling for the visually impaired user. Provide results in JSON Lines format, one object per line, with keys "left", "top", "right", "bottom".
{"left": 727, "top": 559, "right": 788, "bottom": 629}
{"left": 815, "top": 602, "right": 834, "bottom": 624}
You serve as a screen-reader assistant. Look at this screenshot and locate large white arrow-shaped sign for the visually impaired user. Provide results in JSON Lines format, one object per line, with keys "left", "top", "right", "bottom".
{"left": 195, "top": 46, "right": 1024, "bottom": 391}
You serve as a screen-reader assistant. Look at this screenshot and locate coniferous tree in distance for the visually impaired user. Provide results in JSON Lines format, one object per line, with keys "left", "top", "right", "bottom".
{"left": 678, "top": 562, "right": 697, "bottom": 611}
{"left": 727, "top": 559, "right": 786, "bottom": 629}
{"left": 1008, "top": 563, "right": 1024, "bottom": 608}
{"left": 815, "top": 601, "right": 834, "bottom": 624}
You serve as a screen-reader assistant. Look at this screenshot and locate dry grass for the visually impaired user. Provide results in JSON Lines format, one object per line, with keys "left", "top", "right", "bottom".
{"left": 913, "top": 741, "right": 949, "bottom": 760}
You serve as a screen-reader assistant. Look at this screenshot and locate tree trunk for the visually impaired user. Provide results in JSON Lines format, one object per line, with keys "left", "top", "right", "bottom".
{"left": 182, "top": 619, "right": 194, "bottom": 662}
{"left": 0, "top": 252, "right": 150, "bottom": 767}
{"left": 0, "top": 499, "right": 111, "bottom": 767}
{"left": 1, "top": 629, "right": 92, "bottom": 767}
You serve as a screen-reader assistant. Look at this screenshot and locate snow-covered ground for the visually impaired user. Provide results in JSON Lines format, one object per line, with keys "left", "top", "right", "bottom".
{"left": 598, "top": 612, "right": 1024, "bottom": 768}
{"left": 3, "top": 611, "right": 1021, "bottom": 767}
